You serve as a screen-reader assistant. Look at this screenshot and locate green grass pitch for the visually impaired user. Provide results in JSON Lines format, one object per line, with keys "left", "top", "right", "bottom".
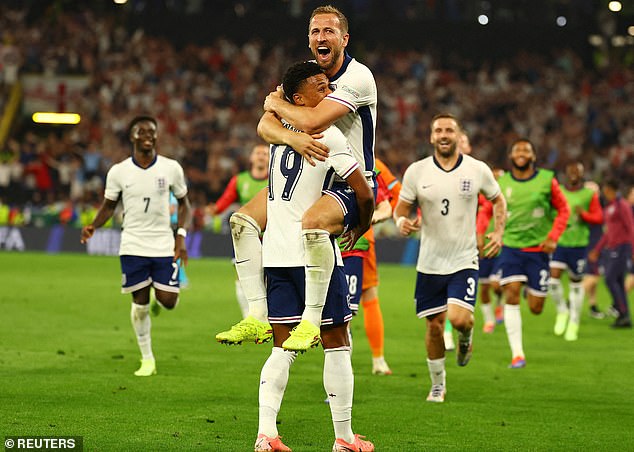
{"left": 1, "top": 252, "right": 632, "bottom": 451}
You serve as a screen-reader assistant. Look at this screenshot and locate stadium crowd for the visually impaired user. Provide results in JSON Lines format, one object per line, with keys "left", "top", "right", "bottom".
{"left": 0, "top": 3, "right": 633, "bottom": 228}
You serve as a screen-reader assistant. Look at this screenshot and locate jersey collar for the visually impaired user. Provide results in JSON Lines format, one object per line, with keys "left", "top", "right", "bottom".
{"left": 329, "top": 52, "right": 353, "bottom": 82}
{"left": 433, "top": 153, "right": 463, "bottom": 173}
{"left": 132, "top": 154, "right": 158, "bottom": 169}
{"left": 510, "top": 168, "right": 539, "bottom": 182}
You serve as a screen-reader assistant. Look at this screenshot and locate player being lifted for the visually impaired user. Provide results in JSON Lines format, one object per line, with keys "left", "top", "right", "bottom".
{"left": 254, "top": 60, "right": 374, "bottom": 452}
{"left": 216, "top": 5, "right": 378, "bottom": 351}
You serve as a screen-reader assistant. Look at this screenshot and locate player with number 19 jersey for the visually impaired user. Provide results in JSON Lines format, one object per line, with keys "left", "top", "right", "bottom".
{"left": 263, "top": 125, "right": 359, "bottom": 268}
{"left": 104, "top": 155, "right": 188, "bottom": 257}
{"left": 399, "top": 154, "right": 500, "bottom": 275}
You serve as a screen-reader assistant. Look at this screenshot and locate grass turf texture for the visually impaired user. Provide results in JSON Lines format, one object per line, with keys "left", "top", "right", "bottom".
{"left": 1, "top": 252, "right": 632, "bottom": 451}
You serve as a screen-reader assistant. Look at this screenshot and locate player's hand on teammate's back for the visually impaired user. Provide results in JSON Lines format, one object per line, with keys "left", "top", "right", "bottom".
{"left": 286, "top": 132, "right": 329, "bottom": 166}
{"left": 263, "top": 87, "right": 285, "bottom": 113}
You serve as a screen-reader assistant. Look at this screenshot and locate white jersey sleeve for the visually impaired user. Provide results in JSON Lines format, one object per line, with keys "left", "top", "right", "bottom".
{"left": 478, "top": 160, "right": 501, "bottom": 200}
{"left": 326, "top": 60, "right": 376, "bottom": 113}
{"left": 170, "top": 162, "right": 188, "bottom": 200}
{"left": 321, "top": 126, "right": 360, "bottom": 182}
{"left": 325, "top": 56, "right": 377, "bottom": 179}
{"left": 399, "top": 161, "right": 421, "bottom": 205}
{"left": 104, "top": 165, "right": 123, "bottom": 202}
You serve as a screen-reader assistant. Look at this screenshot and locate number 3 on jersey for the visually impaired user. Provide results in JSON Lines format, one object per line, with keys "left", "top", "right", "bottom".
{"left": 269, "top": 145, "right": 303, "bottom": 201}
{"left": 441, "top": 198, "right": 450, "bottom": 216}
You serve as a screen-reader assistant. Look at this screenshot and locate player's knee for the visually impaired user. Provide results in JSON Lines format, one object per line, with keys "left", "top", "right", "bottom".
{"left": 230, "top": 212, "right": 261, "bottom": 240}
{"left": 448, "top": 310, "right": 473, "bottom": 331}
{"left": 301, "top": 211, "right": 325, "bottom": 231}
{"left": 452, "top": 317, "right": 473, "bottom": 331}
{"left": 529, "top": 305, "right": 543, "bottom": 315}
{"left": 427, "top": 317, "right": 445, "bottom": 337}
{"left": 157, "top": 293, "right": 179, "bottom": 310}
{"left": 503, "top": 286, "right": 520, "bottom": 303}
{"left": 321, "top": 324, "right": 349, "bottom": 349}
{"left": 528, "top": 298, "right": 545, "bottom": 314}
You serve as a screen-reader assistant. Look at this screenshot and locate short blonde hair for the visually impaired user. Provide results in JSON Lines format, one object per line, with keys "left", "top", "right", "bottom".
{"left": 309, "top": 5, "right": 349, "bottom": 34}
{"left": 430, "top": 113, "right": 462, "bottom": 131}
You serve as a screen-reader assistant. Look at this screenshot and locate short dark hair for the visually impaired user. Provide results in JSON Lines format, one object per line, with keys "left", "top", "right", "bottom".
{"left": 510, "top": 137, "right": 536, "bottom": 153}
{"left": 282, "top": 61, "right": 324, "bottom": 104}
{"left": 128, "top": 116, "right": 157, "bottom": 136}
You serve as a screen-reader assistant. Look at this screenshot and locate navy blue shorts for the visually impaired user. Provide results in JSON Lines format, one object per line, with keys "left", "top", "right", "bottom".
{"left": 478, "top": 256, "right": 501, "bottom": 283}
{"left": 342, "top": 255, "right": 363, "bottom": 313}
{"left": 414, "top": 269, "right": 479, "bottom": 318}
{"left": 120, "top": 255, "right": 180, "bottom": 294}
{"left": 264, "top": 266, "right": 352, "bottom": 326}
{"left": 323, "top": 178, "right": 377, "bottom": 235}
{"left": 498, "top": 246, "right": 550, "bottom": 296}
{"left": 550, "top": 246, "right": 587, "bottom": 280}
{"left": 324, "top": 182, "right": 360, "bottom": 234}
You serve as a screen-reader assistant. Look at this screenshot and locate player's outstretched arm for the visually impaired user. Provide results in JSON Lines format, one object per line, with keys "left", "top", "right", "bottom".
{"left": 174, "top": 195, "right": 192, "bottom": 264}
{"left": 257, "top": 112, "right": 328, "bottom": 166}
{"left": 80, "top": 198, "right": 118, "bottom": 243}
{"left": 339, "top": 169, "right": 374, "bottom": 251}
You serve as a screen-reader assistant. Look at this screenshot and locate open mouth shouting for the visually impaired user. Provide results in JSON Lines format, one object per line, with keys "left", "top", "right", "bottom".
{"left": 316, "top": 45, "right": 332, "bottom": 63}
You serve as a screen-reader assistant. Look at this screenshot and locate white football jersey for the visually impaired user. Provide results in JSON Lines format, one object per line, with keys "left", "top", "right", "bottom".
{"left": 325, "top": 54, "right": 377, "bottom": 182}
{"left": 104, "top": 155, "right": 187, "bottom": 257}
{"left": 399, "top": 154, "right": 500, "bottom": 275}
{"left": 263, "top": 125, "right": 359, "bottom": 267}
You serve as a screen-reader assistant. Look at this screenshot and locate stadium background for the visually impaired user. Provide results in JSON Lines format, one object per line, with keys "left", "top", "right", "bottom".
{"left": 0, "top": 0, "right": 633, "bottom": 253}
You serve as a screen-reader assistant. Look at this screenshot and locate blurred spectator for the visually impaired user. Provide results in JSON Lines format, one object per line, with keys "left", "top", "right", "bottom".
{"left": 0, "top": 2, "right": 632, "bottom": 230}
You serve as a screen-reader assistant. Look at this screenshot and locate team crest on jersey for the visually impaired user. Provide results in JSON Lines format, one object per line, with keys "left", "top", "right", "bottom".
{"left": 459, "top": 178, "right": 474, "bottom": 197}
{"left": 156, "top": 177, "right": 167, "bottom": 193}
